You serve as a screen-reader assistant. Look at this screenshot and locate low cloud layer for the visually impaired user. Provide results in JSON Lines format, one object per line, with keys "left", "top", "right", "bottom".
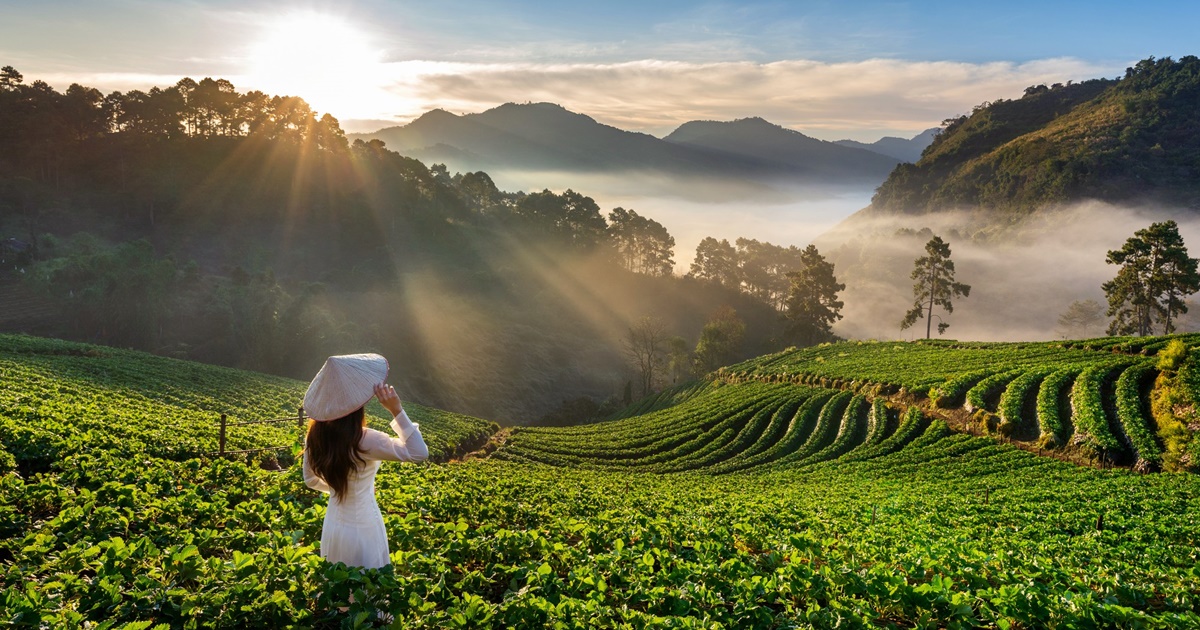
{"left": 820, "top": 202, "right": 1200, "bottom": 342}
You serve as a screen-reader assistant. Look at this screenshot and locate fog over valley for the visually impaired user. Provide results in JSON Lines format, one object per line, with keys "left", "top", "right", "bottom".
{"left": 821, "top": 202, "right": 1200, "bottom": 342}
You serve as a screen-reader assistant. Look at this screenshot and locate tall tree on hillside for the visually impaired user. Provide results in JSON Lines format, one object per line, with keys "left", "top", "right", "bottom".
{"left": 693, "top": 305, "right": 746, "bottom": 375}
{"left": 665, "top": 336, "right": 692, "bottom": 385}
{"left": 689, "top": 237, "right": 739, "bottom": 287}
{"left": 1057, "top": 299, "right": 1105, "bottom": 339}
{"left": 625, "top": 316, "right": 668, "bottom": 397}
{"left": 607, "top": 207, "right": 676, "bottom": 276}
{"left": 735, "top": 237, "right": 802, "bottom": 310}
{"left": 784, "top": 245, "right": 845, "bottom": 346}
{"left": 900, "top": 235, "right": 971, "bottom": 338}
{"left": 1104, "top": 220, "right": 1200, "bottom": 335}
{"left": 515, "top": 189, "right": 607, "bottom": 248}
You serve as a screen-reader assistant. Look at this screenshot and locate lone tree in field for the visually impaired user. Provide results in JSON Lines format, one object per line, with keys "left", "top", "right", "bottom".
{"left": 784, "top": 245, "right": 845, "bottom": 346}
{"left": 625, "top": 316, "right": 668, "bottom": 397}
{"left": 900, "top": 235, "right": 971, "bottom": 338}
{"left": 1104, "top": 220, "right": 1200, "bottom": 336}
{"left": 1057, "top": 299, "right": 1105, "bottom": 339}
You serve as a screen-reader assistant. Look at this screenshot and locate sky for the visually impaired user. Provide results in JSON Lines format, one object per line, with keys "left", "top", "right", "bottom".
{"left": 1, "top": 1, "right": 1195, "bottom": 140}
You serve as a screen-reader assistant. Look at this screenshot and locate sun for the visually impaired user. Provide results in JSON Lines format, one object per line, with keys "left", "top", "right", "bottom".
{"left": 243, "top": 11, "right": 388, "bottom": 121}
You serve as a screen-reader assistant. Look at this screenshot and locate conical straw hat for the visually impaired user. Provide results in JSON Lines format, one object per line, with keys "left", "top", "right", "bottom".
{"left": 303, "top": 353, "right": 390, "bottom": 421}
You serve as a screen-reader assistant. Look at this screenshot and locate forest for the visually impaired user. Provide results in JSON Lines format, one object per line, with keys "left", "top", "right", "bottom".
{"left": 0, "top": 66, "right": 829, "bottom": 423}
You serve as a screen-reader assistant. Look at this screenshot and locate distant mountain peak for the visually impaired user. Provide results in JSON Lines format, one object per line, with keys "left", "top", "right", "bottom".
{"left": 834, "top": 128, "right": 939, "bottom": 163}
{"left": 353, "top": 102, "right": 899, "bottom": 186}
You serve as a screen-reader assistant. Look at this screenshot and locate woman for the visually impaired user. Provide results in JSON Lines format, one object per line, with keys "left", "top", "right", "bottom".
{"left": 302, "top": 353, "right": 428, "bottom": 569}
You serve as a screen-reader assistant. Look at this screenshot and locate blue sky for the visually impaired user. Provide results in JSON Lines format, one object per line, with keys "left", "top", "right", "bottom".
{"left": 1, "top": 1, "right": 1191, "bottom": 139}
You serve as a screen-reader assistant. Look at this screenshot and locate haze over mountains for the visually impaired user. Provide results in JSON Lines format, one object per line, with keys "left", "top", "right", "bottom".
{"left": 834, "top": 128, "right": 940, "bottom": 163}
{"left": 354, "top": 103, "right": 932, "bottom": 195}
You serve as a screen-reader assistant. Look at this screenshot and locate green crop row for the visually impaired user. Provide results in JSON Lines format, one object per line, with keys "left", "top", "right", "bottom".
{"left": 964, "top": 369, "right": 1024, "bottom": 413}
{"left": 1114, "top": 363, "right": 1163, "bottom": 470}
{"left": 997, "top": 368, "right": 1053, "bottom": 433}
{"left": 6, "top": 333, "right": 1200, "bottom": 627}
{"left": 1070, "top": 362, "right": 1131, "bottom": 456}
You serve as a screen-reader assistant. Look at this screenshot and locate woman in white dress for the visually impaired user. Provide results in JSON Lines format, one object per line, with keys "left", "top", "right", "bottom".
{"left": 302, "top": 354, "right": 429, "bottom": 569}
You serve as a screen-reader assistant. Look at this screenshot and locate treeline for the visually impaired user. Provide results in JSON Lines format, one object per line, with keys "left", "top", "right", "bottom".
{"left": 0, "top": 67, "right": 348, "bottom": 152}
{"left": 686, "top": 237, "right": 809, "bottom": 310}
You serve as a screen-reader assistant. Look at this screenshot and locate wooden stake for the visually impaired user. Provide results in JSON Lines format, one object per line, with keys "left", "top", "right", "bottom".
{"left": 219, "top": 413, "right": 227, "bottom": 456}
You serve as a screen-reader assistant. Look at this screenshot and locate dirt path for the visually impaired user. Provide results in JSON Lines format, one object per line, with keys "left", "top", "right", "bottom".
{"left": 451, "top": 427, "right": 513, "bottom": 462}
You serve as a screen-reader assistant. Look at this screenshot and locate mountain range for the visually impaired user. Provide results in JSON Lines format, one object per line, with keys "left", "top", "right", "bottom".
{"left": 834, "top": 128, "right": 940, "bottom": 163}
{"left": 353, "top": 104, "right": 935, "bottom": 188}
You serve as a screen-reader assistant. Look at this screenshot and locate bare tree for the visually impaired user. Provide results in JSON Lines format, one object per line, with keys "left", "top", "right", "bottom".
{"left": 1057, "top": 299, "right": 1105, "bottom": 339}
{"left": 624, "top": 316, "right": 668, "bottom": 397}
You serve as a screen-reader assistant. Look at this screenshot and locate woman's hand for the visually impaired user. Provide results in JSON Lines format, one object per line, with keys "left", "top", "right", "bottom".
{"left": 374, "top": 383, "right": 403, "bottom": 417}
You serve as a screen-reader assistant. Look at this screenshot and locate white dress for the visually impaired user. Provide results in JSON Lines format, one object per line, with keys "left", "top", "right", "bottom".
{"left": 303, "top": 408, "right": 429, "bottom": 569}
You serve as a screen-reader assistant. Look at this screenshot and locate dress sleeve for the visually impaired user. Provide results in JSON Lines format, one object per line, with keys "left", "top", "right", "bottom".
{"left": 360, "top": 407, "right": 430, "bottom": 463}
{"left": 302, "top": 449, "right": 332, "bottom": 493}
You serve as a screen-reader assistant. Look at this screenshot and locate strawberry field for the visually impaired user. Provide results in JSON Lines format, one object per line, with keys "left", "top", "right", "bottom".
{"left": 3, "top": 333, "right": 1200, "bottom": 628}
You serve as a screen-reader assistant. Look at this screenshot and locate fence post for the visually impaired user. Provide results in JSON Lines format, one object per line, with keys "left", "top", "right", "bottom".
{"left": 297, "top": 406, "right": 304, "bottom": 430}
{"left": 219, "top": 413, "right": 227, "bottom": 456}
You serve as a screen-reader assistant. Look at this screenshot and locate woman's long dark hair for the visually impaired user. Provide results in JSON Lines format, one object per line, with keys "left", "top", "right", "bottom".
{"left": 305, "top": 407, "right": 367, "bottom": 499}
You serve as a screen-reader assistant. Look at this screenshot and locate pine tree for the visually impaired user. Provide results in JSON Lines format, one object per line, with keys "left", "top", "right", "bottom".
{"left": 784, "top": 245, "right": 845, "bottom": 345}
{"left": 1104, "top": 221, "right": 1200, "bottom": 335}
{"left": 900, "top": 236, "right": 971, "bottom": 338}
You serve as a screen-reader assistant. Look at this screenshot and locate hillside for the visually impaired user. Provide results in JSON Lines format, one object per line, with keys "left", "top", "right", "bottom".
{"left": 503, "top": 334, "right": 1200, "bottom": 472}
{"left": 863, "top": 56, "right": 1200, "bottom": 223}
{"left": 356, "top": 103, "right": 898, "bottom": 185}
{"left": 5, "top": 333, "right": 1200, "bottom": 627}
{"left": 0, "top": 70, "right": 791, "bottom": 423}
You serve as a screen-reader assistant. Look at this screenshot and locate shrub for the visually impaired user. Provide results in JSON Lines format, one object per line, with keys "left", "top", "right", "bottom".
{"left": 1157, "top": 339, "right": 1188, "bottom": 373}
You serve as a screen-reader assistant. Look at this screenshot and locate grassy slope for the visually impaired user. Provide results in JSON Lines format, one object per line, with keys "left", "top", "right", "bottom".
{"left": 870, "top": 56, "right": 1200, "bottom": 220}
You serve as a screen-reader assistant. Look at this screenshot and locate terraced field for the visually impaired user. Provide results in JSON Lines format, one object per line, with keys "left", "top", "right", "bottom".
{"left": 4, "top": 333, "right": 1200, "bottom": 627}
{"left": 707, "top": 337, "right": 1200, "bottom": 471}
{"left": 500, "top": 384, "right": 938, "bottom": 474}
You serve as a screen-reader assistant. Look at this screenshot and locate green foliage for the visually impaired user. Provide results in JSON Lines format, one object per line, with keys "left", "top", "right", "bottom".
{"left": 1151, "top": 350, "right": 1200, "bottom": 473}
{"left": 1159, "top": 338, "right": 1189, "bottom": 372}
{"left": 607, "top": 207, "right": 675, "bottom": 276}
{"left": 997, "top": 368, "right": 1051, "bottom": 434}
{"left": 687, "top": 237, "right": 806, "bottom": 310}
{"left": 1069, "top": 363, "right": 1130, "bottom": 457}
{"left": 870, "top": 56, "right": 1200, "bottom": 223}
{"left": 1104, "top": 221, "right": 1200, "bottom": 336}
{"left": 692, "top": 306, "right": 746, "bottom": 376}
{"left": 783, "top": 244, "right": 845, "bottom": 346}
{"left": 687, "top": 237, "right": 738, "bottom": 287}
{"left": 0, "top": 67, "right": 800, "bottom": 424}
{"left": 0, "top": 334, "right": 496, "bottom": 467}
{"left": 4, "top": 333, "right": 1200, "bottom": 627}
{"left": 1114, "top": 363, "right": 1162, "bottom": 470}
